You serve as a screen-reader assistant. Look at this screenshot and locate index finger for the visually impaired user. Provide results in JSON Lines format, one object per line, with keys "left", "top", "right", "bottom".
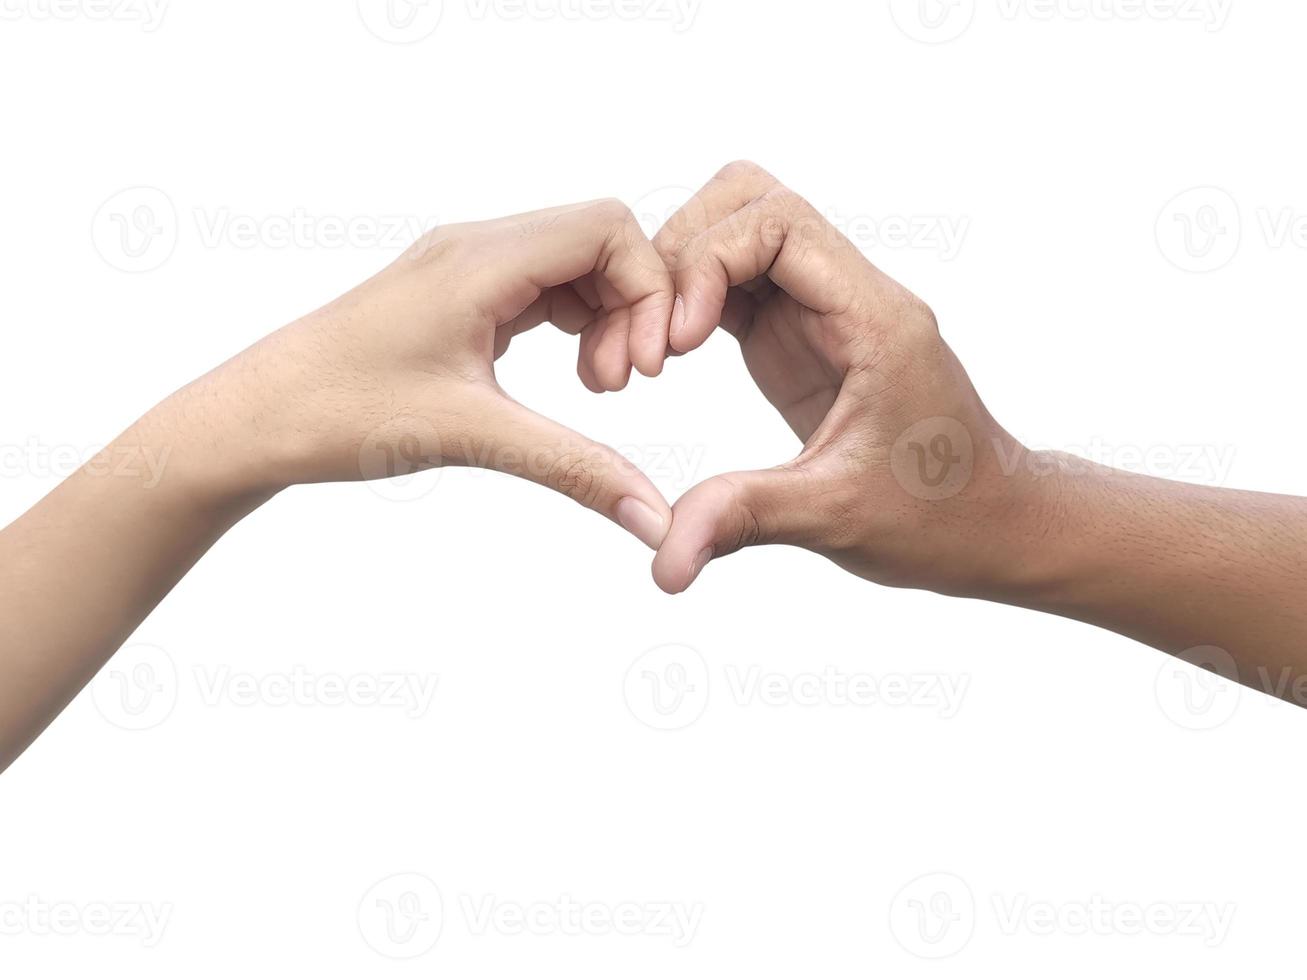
{"left": 478, "top": 199, "right": 676, "bottom": 379}
{"left": 666, "top": 183, "right": 869, "bottom": 353}
{"left": 651, "top": 160, "right": 782, "bottom": 268}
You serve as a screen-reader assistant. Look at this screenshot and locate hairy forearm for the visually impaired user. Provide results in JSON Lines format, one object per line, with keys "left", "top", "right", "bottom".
{"left": 983, "top": 451, "right": 1307, "bottom": 704}
{"left": 0, "top": 379, "right": 277, "bottom": 773}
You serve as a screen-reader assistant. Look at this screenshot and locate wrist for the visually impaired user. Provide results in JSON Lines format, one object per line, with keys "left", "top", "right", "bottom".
{"left": 920, "top": 445, "right": 1077, "bottom": 603}
{"left": 943, "top": 448, "right": 1098, "bottom": 605}
{"left": 123, "top": 368, "right": 292, "bottom": 513}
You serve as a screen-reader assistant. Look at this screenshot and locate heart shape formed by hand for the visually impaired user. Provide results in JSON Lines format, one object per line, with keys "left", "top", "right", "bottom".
{"left": 350, "top": 162, "right": 1006, "bottom": 600}
{"left": 525, "top": 163, "right": 1005, "bottom": 598}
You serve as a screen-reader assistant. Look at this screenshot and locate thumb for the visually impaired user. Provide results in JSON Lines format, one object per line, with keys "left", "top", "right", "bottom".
{"left": 652, "top": 466, "right": 832, "bottom": 594}
{"left": 476, "top": 395, "right": 672, "bottom": 550}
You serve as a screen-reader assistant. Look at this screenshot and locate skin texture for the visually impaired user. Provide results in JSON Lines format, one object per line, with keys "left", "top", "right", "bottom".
{"left": 650, "top": 161, "right": 1307, "bottom": 706}
{"left": 0, "top": 198, "right": 678, "bottom": 774}
{"left": 3, "top": 166, "right": 1307, "bottom": 774}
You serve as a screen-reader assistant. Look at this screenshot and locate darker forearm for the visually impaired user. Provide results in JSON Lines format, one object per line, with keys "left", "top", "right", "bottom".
{"left": 978, "top": 451, "right": 1307, "bottom": 705}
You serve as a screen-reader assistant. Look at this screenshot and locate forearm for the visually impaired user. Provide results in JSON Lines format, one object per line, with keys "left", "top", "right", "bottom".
{"left": 979, "top": 451, "right": 1307, "bottom": 704}
{"left": 0, "top": 200, "right": 680, "bottom": 774}
{"left": 0, "top": 375, "right": 278, "bottom": 773}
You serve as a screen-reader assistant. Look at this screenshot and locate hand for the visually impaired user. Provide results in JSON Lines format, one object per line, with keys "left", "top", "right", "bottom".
{"left": 0, "top": 197, "right": 681, "bottom": 772}
{"left": 199, "top": 198, "right": 677, "bottom": 547}
{"left": 649, "top": 162, "right": 1033, "bottom": 594}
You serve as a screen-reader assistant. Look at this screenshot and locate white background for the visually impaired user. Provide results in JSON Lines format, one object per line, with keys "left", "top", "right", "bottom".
{"left": 2, "top": 0, "right": 1305, "bottom": 975}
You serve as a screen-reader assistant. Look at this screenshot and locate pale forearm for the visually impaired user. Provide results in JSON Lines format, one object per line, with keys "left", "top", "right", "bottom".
{"left": 0, "top": 199, "right": 680, "bottom": 774}
{"left": 0, "top": 381, "right": 276, "bottom": 773}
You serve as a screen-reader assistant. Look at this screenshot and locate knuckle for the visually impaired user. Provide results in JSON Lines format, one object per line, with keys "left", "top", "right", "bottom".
{"left": 652, "top": 223, "right": 682, "bottom": 259}
{"left": 899, "top": 291, "right": 941, "bottom": 340}
{"left": 760, "top": 184, "right": 809, "bottom": 219}
{"left": 734, "top": 501, "right": 765, "bottom": 550}
{"left": 716, "top": 159, "right": 770, "bottom": 183}
{"left": 405, "top": 224, "right": 467, "bottom": 266}
{"left": 592, "top": 196, "right": 635, "bottom": 225}
{"left": 716, "top": 475, "right": 767, "bottom": 552}
{"left": 758, "top": 213, "right": 788, "bottom": 249}
{"left": 916, "top": 298, "right": 941, "bottom": 334}
{"left": 658, "top": 226, "right": 709, "bottom": 274}
{"left": 545, "top": 450, "right": 604, "bottom": 507}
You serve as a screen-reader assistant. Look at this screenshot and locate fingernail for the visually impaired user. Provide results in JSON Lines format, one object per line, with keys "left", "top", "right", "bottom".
{"left": 686, "top": 547, "right": 713, "bottom": 589}
{"left": 616, "top": 497, "right": 669, "bottom": 550}
{"left": 670, "top": 294, "right": 686, "bottom": 347}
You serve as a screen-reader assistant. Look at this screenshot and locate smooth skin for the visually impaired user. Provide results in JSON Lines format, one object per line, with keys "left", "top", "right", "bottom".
{"left": 0, "top": 198, "right": 678, "bottom": 774}
{"left": 650, "top": 161, "right": 1307, "bottom": 705}
{"left": 4, "top": 166, "right": 1307, "bottom": 775}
